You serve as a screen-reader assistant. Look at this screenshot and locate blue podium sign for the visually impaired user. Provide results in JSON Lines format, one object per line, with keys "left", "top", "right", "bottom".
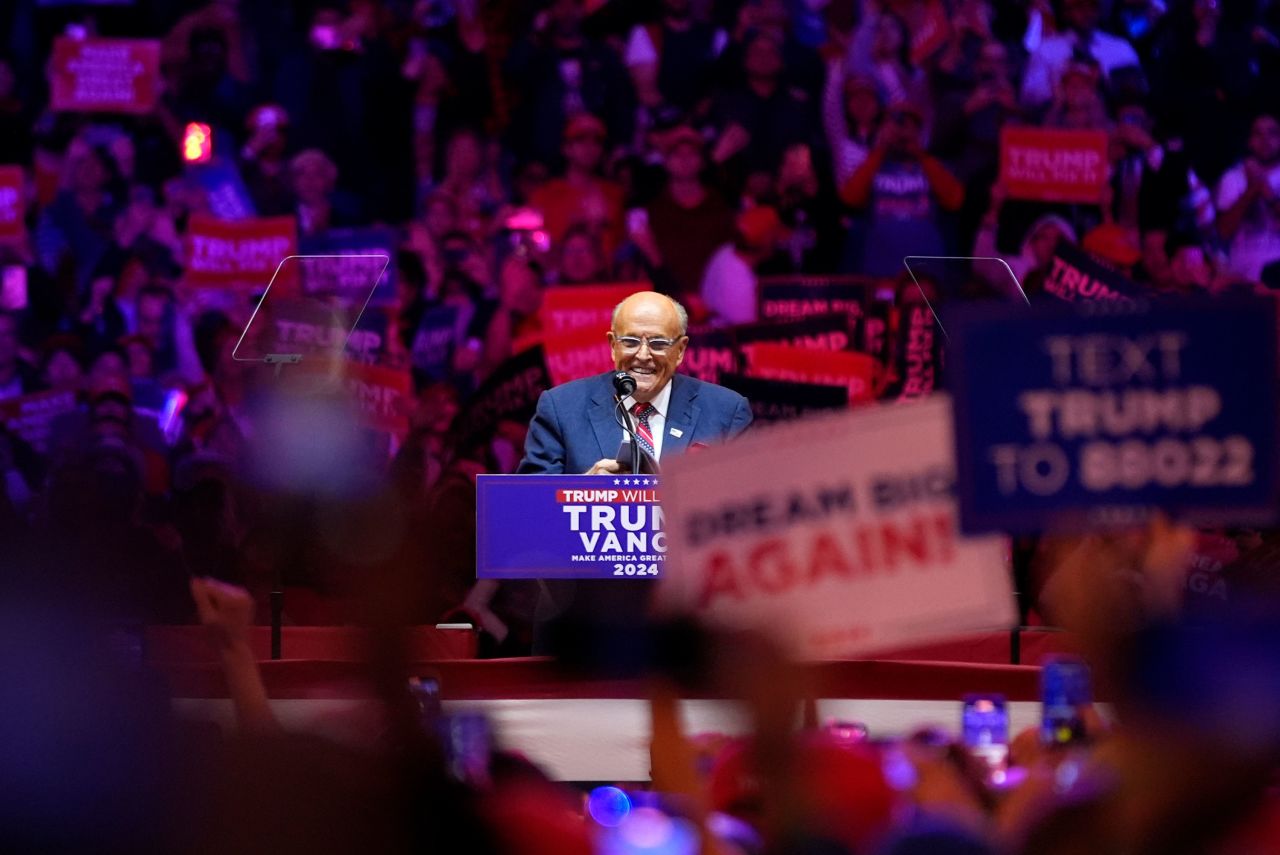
{"left": 476, "top": 475, "right": 666, "bottom": 579}
{"left": 947, "top": 298, "right": 1280, "bottom": 534}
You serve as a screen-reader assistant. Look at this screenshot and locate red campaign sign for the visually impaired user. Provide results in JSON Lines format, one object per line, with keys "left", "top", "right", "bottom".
{"left": 895, "top": 304, "right": 938, "bottom": 402}
{"left": 543, "top": 324, "right": 611, "bottom": 387}
{"left": 539, "top": 282, "right": 651, "bottom": 336}
{"left": 0, "top": 167, "right": 25, "bottom": 239}
{"left": 743, "top": 343, "right": 875, "bottom": 404}
{"left": 50, "top": 37, "right": 161, "bottom": 115}
{"left": 0, "top": 389, "right": 78, "bottom": 454}
{"left": 999, "top": 127, "right": 1109, "bottom": 204}
{"left": 184, "top": 214, "right": 298, "bottom": 290}
{"left": 909, "top": 0, "right": 952, "bottom": 66}
{"left": 342, "top": 361, "right": 411, "bottom": 436}
{"left": 757, "top": 276, "right": 871, "bottom": 323}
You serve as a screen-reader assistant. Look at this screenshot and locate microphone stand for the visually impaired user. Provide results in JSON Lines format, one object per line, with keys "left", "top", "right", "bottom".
{"left": 264, "top": 352, "right": 303, "bottom": 660}
{"left": 613, "top": 396, "right": 643, "bottom": 476}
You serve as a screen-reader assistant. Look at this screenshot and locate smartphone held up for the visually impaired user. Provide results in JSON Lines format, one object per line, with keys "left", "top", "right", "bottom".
{"left": 962, "top": 693, "right": 1009, "bottom": 783}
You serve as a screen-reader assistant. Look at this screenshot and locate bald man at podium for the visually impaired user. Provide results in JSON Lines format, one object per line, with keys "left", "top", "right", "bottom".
{"left": 516, "top": 291, "right": 752, "bottom": 653}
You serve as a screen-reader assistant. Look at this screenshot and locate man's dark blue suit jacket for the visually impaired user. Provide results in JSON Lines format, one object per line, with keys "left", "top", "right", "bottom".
{"left": 517, "top": 371, "right": 752, "bottom": 474}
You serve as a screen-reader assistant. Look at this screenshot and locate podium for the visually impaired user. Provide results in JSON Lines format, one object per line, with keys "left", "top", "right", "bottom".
{"left": 476, "top": 475, "right": 666, "bottom": 580}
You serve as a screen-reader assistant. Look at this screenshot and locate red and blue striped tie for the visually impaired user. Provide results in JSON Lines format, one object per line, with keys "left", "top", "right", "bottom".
{"left": 632, "top": 402, "right": 656, "bottom": 460}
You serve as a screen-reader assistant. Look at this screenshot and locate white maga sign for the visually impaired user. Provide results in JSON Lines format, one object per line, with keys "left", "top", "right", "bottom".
{"left": 656, "top": 396, "right": 1015, "bottom": 659}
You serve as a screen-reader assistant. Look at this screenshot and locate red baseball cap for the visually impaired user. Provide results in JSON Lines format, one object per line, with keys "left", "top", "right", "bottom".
{"left": 657, "top": 124, "right": 705, "bottom": 154}
{"left": 799, "top": 735, "right": 896, "bottom": 852}
{"left": 707, "top": 734, "right": 895, "bottom": 851}
{"left": 1083, "top": 223, "right": 1141, "bottom": 268}
{"left": 564, "top": 113, "right": 607, "bottom": 141}
{"left": 482, "top": 781, "right": 592, "bottom": 855}
{"left": 735, "top": 206, "right": 788, "bottom": 250}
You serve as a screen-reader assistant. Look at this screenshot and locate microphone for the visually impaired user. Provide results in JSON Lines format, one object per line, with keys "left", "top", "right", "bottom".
{"left": 610, "top": 371, "right": 641, "bottom": 475}
{"left": 612, "top": 371, "right": 636, "bottom": 398}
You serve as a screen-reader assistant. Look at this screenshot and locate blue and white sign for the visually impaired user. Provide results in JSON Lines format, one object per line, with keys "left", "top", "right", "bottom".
{"left": 476, "top": 475, "right": 666, "bottom": 579}
{"left": 947, "top": 298, "right": 1280, "bottom": 534}
{"left": 190, "top": 160, "right": 256, "bottom": 221}
{"left": 298, "top": 227, "right": 398, "bottom": 308}
{"left": 411, "top": 304, "right": 461, "bottom": 379}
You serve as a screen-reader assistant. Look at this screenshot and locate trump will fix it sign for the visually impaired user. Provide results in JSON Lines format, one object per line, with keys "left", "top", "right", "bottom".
{"left": 999, "top": 127, "right": 1109, "bottom": 205}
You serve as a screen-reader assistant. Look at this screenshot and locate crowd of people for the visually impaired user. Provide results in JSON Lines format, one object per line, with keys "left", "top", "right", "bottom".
{"left": 13, "top": 517, "right": 1280, "bottom": 854}
{"left": 7, "top": 0, "right": 1280, "bottom": 852}
{"left": 5, "top": 0, "right": 1280, "bottom": 634}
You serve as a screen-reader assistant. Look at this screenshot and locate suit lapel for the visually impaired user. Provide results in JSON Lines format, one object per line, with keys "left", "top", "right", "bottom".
{"left": 589, "top": 376, "right": 622, "bottom": 462}
{"left": 663, "top": 374, "right": 700, "bottom": 458}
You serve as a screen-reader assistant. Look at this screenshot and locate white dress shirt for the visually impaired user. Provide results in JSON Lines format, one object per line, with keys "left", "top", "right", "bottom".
{"left": 622, "top": 377, "right": 673, "bottom": 461}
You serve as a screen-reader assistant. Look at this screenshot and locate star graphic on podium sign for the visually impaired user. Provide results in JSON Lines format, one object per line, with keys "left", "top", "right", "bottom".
{"left": 613, "top": 479, "right": 620, "bottom": 485}
{"left": 641, "top": 478, "right": 651, "bottom": 486}
{"left": 622, "top": 478, "right": 632, "bottom": 485}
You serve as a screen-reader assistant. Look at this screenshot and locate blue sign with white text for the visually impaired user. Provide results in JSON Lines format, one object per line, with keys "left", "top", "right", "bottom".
{"left": 298, "top": 227, "right": 398, "bottom": 308}
{"left": 476, "top": 475, "right": 666, "bottom": 579}
{"left": 947, "top": 298, "right": 1279, "bottom": 534}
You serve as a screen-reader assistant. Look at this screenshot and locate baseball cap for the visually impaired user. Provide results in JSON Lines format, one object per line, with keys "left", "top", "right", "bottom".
{"left": 707, "top": 734, "right": 896, "bottom": 851}
{"left": 564, "top": 113, "right": 607, "bottom": 141}
{"left": 482, "top": 781, "right": 593, "bottom": 855}
{"left": 735, "top": 206, "right": 788, "bottom": 250}
{"left": 1083, "top": 223, "right": 1142, "bottom": 268}
{"left": 800, "top": 735, "right": 896, "bottom": 852}
{"left": 657, "top": 124, "right": 706, "bottom": 154}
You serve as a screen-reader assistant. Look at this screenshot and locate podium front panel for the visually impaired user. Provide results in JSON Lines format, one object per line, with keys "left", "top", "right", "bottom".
{"left": 476, "top": 475, "right": 666, "bottom": 579}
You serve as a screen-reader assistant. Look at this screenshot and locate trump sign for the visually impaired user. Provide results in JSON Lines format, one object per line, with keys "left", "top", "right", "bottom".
{"left": 477, "top": 475, "right": 668, "bottom": 579}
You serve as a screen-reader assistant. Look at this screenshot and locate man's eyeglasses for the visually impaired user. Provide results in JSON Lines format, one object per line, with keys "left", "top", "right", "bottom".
{"left": 613, "top": 335, "right": 682, "bottom": 354}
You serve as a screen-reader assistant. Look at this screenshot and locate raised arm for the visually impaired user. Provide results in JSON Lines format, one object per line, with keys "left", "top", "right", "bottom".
{"left": 190, "top": 577, "right": 279, "bottom": 735}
